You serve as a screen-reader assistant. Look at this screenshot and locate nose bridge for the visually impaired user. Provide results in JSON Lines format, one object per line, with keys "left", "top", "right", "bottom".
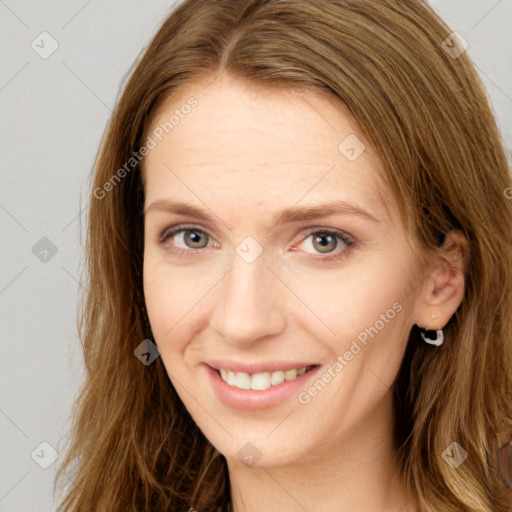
{"left": 209, "top": 244, "right": 286, "bottom": 347}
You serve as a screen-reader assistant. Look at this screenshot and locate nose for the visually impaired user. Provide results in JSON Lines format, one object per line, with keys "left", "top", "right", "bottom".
{"left": 209, "top": 248, "right": 287, "bottom": 348}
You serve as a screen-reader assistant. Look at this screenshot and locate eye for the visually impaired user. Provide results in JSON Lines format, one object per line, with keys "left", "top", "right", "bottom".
{"left": 157, "top": 224, "right": 355, "bottom": 263}
{"left": 158, "top": 225, "right": 213, "bottom": 254}
{"left": 296, "top": 228, "right": 354, "bottom": 262}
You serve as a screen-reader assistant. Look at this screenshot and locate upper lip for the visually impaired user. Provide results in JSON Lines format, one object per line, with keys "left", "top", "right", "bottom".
{"left": 205, "top": 360, "right": 319, "bottom": 374}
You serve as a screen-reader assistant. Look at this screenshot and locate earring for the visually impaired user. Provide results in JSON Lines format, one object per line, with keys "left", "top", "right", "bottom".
{"left": 420, "top": 313, "right": 444, "bottom": 347}
{"left": 420, "top": 328, "right": 444, "bottom": 346}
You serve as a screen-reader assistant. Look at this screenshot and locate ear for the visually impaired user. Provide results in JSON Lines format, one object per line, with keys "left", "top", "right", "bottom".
{"left": 412, "top": 230, "right": 468, "bottom": 330}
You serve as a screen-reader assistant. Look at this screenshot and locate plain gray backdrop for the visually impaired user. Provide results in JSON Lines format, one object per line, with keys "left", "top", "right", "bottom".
{"left": 1, "top": 1, "right": 511, "bottom": 510}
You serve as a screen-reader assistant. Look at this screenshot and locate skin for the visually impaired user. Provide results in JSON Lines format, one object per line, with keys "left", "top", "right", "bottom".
{"left": 142, "top": 73, "right": 466, "bottom": 512}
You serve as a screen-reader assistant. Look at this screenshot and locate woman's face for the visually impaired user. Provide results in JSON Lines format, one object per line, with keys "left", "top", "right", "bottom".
{"left": 142, "top": 74, "right": 423, "bottom": 468}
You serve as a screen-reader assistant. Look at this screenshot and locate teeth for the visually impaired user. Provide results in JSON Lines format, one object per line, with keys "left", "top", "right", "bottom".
{"left": 236, "top": 372, "right": 252, "bottom": 390}
{"left": 219, "top": 366, "right": 310, "bottom": 391}
{"left": 284, "top": 368, "right": 297, "bottom": 381}
{"left": 251, "top": 372, "right": 271, "bottom": 390}
{"left": 270, "top": 370, "right": 284, "bottom": 386}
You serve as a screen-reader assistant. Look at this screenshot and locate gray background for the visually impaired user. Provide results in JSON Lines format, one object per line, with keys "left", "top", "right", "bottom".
{"left": 1, "top": 1, "right": 511, "bottom": 510}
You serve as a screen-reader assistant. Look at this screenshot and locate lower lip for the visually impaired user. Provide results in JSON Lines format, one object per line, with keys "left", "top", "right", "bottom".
{"left": 203, "top": 364, "right": 321, "bottom": 411}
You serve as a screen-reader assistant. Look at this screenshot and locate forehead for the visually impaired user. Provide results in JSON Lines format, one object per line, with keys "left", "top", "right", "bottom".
{"left": 143, "top": 74, "right": 396, "bottom": 225}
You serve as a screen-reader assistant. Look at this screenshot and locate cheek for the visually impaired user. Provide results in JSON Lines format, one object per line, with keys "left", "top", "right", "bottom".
{"left": 287, "top": 258, "right": 409, "bottom": 347}
{"left": 143, "top": 259, "right": 186, "bottom": 349}
{"left": 143, "top": 256, "right": 216, "bottom": 358}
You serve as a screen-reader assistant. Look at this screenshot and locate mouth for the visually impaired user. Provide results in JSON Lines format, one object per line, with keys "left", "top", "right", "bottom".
{"left": 212, "top": 364, "right": 320, "bottom": 392}
{"left": 204, "top": 362, "right": 322, "bottom": 410}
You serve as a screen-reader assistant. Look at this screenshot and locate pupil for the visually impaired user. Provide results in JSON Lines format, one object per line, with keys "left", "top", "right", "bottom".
{"left": 187, "top": 230, "right": 205, "bottom": 247}
{"left": 314, "top": 233, "right": 336, "bottom": 253}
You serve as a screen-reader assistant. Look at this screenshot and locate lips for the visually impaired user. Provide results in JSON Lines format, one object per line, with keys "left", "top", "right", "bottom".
{"left": 203, "top": 363, "right": 322, "bottom": 410}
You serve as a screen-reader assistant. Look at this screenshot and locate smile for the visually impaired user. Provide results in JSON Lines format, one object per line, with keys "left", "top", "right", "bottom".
{"left": 218, "top": 365, "right": 317, "bottom": 391}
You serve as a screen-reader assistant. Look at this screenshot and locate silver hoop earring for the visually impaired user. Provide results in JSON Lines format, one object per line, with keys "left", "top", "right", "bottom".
{"left": 420, "top": 328, "right": 444, "bottom": 347}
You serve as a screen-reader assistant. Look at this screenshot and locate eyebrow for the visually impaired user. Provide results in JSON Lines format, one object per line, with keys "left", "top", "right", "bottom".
{"left": 144, "top": 197, "right": 380, "bottom": 227}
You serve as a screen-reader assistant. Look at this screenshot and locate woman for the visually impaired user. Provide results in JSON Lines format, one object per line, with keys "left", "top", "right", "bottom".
{"left": 55, "top": 0, "right": 512, "bottom": 510}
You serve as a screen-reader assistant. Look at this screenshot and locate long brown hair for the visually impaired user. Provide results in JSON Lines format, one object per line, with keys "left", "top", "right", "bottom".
{"left": 54, "top": 1, "right": 512, "bottom": 510}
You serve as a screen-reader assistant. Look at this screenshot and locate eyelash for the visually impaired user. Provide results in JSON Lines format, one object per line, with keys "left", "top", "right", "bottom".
{"left": 157, "top": 224, "right": 355, "bottom": 263}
